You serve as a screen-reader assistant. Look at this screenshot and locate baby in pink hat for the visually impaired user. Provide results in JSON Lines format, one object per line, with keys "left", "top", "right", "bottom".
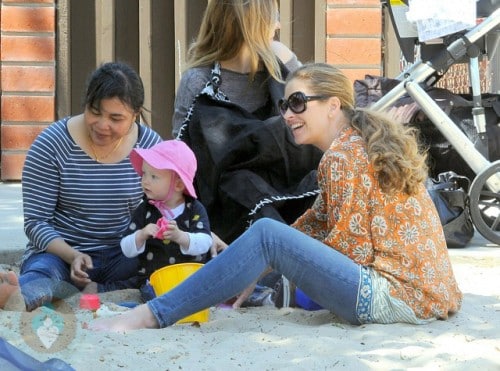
{"left": 114, "top": 140, "right": 212, "bottom": 300}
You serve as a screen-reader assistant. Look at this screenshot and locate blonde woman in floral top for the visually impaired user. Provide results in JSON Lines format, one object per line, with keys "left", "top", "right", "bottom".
{"left": 88, "top": 63, "right": 461, "bottom": 332}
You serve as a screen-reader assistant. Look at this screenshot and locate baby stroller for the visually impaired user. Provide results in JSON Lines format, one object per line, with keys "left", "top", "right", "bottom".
{"left": 374, "top": 0, "right": 500, "bottom": 244}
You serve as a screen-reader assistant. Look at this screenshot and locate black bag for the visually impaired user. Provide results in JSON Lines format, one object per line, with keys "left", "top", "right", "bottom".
{"left": 426, "top": 171, "right": 474, "bottom": 248}
{"left": 178, "top": 63, "right": 323, "bottom": 243}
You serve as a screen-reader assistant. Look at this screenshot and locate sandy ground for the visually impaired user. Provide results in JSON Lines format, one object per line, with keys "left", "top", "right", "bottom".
{"left": 1, "top": 243, "right": 499, "bottom": 371}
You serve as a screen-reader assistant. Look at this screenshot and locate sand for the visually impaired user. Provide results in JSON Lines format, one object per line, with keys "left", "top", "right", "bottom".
{"left": 1, "top": 246, "right": 499, "bottom": 371}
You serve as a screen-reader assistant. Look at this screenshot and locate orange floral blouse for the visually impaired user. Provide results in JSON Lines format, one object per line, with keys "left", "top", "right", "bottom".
{"left": 292, "top": 127, "right": 462, "bottom": 320}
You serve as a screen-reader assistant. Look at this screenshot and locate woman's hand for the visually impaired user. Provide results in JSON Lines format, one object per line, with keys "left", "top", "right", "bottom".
{"left": 46, "top": 239, "right": 94, "bottom": 288}
{"left": 232, "top": 281, "right": 258, "bottom": 308}
{"left": 210, "top": 232, "right": 227, "bottom": 258}
{"left": 70, "top": 253, "right": 93, "bottom": 288}
{"left": 232, "top": 266, "right": 274, "bottom": 308}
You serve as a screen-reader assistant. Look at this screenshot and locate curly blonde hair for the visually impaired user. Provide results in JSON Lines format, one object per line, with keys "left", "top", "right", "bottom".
{"left": 186, "top": 0, "right": 282, "bottom": 81}
{"left": 288, "top": 63, "right": 428, "bottom": 195}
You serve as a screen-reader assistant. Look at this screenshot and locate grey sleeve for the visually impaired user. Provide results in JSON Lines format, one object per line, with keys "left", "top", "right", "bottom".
{"left": 172, "top": 68, "right": 210, "bottom": 137}
{"left": 284, "top": 53, "right": 302, "bottom": 74}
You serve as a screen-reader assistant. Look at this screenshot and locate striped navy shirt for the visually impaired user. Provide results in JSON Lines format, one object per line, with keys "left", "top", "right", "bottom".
{"left": 21, "top": 117, "right": 162, "bottom": 261}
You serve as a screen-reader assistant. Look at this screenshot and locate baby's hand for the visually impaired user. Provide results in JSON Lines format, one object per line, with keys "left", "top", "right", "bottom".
{"left": 143, "top": 223, "right": 160, "bottom": 239}
{"left": 162, "top": 220, "right": 181, "bottom": 241}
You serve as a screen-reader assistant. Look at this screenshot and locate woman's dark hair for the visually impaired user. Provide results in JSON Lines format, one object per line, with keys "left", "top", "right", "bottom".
{"left": 83, "top": 61, "right": 145, "bottom": 115}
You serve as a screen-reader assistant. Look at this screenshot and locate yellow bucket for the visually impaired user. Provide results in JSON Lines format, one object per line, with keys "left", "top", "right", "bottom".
{"left": 149, "top": 263, "right": 209, "bottom": 324}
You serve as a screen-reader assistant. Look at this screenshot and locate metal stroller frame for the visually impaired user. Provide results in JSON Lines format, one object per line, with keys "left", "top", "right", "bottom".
{"left": 375, "top": 1, "right": 500, "bottom": 244}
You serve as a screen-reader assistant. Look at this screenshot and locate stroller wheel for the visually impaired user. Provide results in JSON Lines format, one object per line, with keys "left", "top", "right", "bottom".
{"left": 469, "top": 160, "right": 500, "bottom": 246}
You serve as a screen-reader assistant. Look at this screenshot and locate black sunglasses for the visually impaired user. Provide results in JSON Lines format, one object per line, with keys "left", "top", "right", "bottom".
{"left": 278, "top": 91, "right": 330, "bottom": 116}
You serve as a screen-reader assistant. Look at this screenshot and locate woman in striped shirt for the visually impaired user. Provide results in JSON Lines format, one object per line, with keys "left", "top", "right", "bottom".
{"left": 88, "top": 63, "right": 462, "bottom": 332}
{"left": 0, "top": 62, "right": 161, "bottom": 311}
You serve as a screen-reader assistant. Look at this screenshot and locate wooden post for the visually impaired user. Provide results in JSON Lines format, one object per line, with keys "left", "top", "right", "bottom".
{"left": 95, "top": 0, "right": 115, "bottom": 64}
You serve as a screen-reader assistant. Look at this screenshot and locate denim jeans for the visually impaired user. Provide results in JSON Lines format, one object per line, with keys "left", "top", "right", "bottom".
{"left": 148, "top": 218, "right": 362, "bottom": 327}
{"left": 19, "top": 247, "right": 138, "bottom": 311}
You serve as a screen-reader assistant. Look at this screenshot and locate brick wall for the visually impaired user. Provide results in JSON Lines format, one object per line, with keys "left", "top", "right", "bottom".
{"left": 326, "top": 0, "right": 382, "bottom": 83}
{"left": 0, "top": 0, "right": 55, "bottom": 180}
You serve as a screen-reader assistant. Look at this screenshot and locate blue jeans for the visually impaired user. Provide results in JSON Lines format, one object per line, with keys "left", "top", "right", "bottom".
{"left": 148, "top": 218, "right": 362, "bottom": 327}
{"left": 19, "top": 247, "right": 138, "bottom": 311}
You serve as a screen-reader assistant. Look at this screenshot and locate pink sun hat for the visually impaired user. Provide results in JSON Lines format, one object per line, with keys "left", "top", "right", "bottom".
{"left": 130, "top": 140, "right": 198, "bottom": 198}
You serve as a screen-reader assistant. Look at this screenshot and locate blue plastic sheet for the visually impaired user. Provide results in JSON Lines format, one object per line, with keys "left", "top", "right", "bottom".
{"left": 0, "top": 337, "right": 74, "bottom": 371}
